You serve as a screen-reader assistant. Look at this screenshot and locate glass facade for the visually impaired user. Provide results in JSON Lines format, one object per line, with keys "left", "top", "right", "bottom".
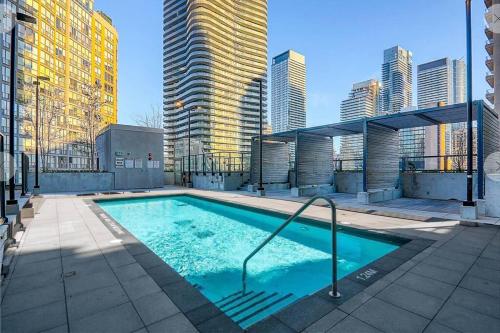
{"left": 0, "top": 0, "right": 118, "bottom": 172}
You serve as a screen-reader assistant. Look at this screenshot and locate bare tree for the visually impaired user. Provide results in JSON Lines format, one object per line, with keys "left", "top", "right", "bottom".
{"left": 80, "top": 81, "right": 108, "bottom": 170}
{"left": 23, "top": 86, "right": 66, "bottom": 171}
{"left": 134, "top": 105, "right": 163, "bottom": 129}
{"left": 452, "top": 129, "right": 467, "bottom": 172}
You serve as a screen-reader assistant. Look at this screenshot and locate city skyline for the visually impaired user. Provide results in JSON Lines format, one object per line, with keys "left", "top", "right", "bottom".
{"left": 97, "top": 0, "right": 489, "bottom": 129}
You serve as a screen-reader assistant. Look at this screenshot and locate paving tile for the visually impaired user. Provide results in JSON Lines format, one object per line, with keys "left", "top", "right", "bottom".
{"left": 102, "top": 247, "right": 136, "bottom": 267}
{"left": 435, "top": 303, "right": 500, "bottom": 333}
{"left": 133, "top": 291, "right": 180, "bottom": 325}
{"left": 185, "top": 302, "right": 223, "bottom": 326}
{"left": 303, "top": 309, "right": 348, "bottom": 332}
{"left": 122, "top": 275, "right": 162, "bottom": 300}
{"left": 410, "top": 262, "right": 464, "bottom": 285}
{"left": 475, "top": 257, "right": 500, "bottom": 271}
{"left": 351, "top": 298, "right": 429, "bottom": 333}
{"left": 247, "top": 316, "right": 295, "bottom": 333}
{"left": 467, "top": 264, "right": 500, "bottom": 283}
{"left": 63, "top": 257, "right": 112, "bottom": 277}
{"left": 146, "top": 263, "right": 182, "bottom": 287}
{"left": 61, "top": 249, "right": 103, "bottom": 267}
{"left": 134, "top": 251, "right": 165, "bottom": 269}
{"left": 2, "top": 283, "right": 65, "bottom": 316}
{"left": 113, "top": 262, "right": 148, "bottom": 283}
{"left": 275, "top": 295, "right": 337, "bottom": 332}
{"left": 67, "top": 284, "right": 129, "bottom": 321}
{"left": 423, "top": 322, "right": 460, "bottom": 333}
{"left": 371, "top": 255, "right": 405, "bottom": 272}
{"left": 124, "top": 242, "right": 150, "bottom": 256}
{"left": 387, "top": 247, "right": 419, "bottom": 261}
{"left": 459, "top": 274, "right": 500, "bottom": 298}
{"left": 422, "top": 254, "right": 472, "bottom": 273}
{"left": 4, "top": 268, "right": 63, "bottom": 296}
{"left": 64, "top": 269, "right": 119, "bottom": 296}
{"left": 147, "top": 312, "right": 198, "bottom": 333}
{"left": 338, "top": 292, "right": 372, "bottom": 314}
{"left": 70, "top": 302, "right": 143, "bottom": 333}
{"left": 394, "top": 272, "right": 455, "bottom": 300}
{"left": 449, "top": 287, "right": 500, "bottom": 320}
{"left": 376, "top": 284, "right": 444, "bottom": 319}
{"left": 162, "top": 280, "right": 210, "bottom": 313}
{"left": 11, "top": 257, "right": 62, "bottom": 278}
{"left": 326, "top": 316, "right": 382, "bottom": 333}
{"left": 1, "top": 300, "right": 67, "bottom": 333}
{"left": 196, "top": 313, "right": 242, "bottom": 333}
{"left": 482, "top": 245, "right": 500, "bottom": 260}
{"left": 15, "top": 249, "right": 61, "bottom": 265}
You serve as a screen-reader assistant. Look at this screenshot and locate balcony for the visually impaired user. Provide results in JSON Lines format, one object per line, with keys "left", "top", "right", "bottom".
{"left": 486, "top": 72, "right": 495, "bottom": 88}
{"left": 486, "top": 89, "right": 495, "bottom": 104}
{"left": 486, "top": 56, "right": 494, "bottom": 71}
{"left": 485, "top": 39, "right": 494, "bottom": 56}
{"left": 485, "top": 27, "right": 493, "bottom": 40}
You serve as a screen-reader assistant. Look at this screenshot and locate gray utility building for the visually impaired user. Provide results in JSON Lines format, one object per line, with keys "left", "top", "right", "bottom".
{"left": 96, "top": 125, "right": 164, "bottom": 190}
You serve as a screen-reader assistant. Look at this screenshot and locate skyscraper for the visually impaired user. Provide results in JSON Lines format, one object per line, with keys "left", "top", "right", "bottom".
{"left": 417, "top": 58, "right": 466, "bottom": 162}
{"left": 380, "top": 46, "right": 413, "bottom": 115}
{"left": 0, "top": 0, "right": 118, "bottom": 171}
{"left": 380, "top": 46, "right": 420, "bottom": 158}
{"left": 163, "top": 0, "right": 268, "bottom": 170}
{"left": 271, "top": 50, "right": 306, "bottom": 134}
{"left": 339, "top": 79, "right": 380, "bottom": 169}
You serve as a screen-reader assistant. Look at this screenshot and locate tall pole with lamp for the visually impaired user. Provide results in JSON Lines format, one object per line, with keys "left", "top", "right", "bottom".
{"left": 256, "top": 79, "right": 265, "bottom": 196}
{"left": 462, "top": 0, "right": 478, "bottom": 219}
{"left": 6, "top": 12, "right": 37, "bottom": 213}
{"left": 33, "top": 76, "right": 50, "bottom": 196}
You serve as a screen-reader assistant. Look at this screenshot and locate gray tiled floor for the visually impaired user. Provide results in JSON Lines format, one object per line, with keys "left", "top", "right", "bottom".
{"left": 2, "top": 191, "right": 500, "bottom": 333}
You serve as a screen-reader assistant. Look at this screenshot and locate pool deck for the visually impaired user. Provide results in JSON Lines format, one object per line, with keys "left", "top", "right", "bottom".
{"left": 1, "top": 188, "right": 500, "bottom": 333}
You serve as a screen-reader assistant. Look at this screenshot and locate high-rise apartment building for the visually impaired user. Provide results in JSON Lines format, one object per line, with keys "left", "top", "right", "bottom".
{"left": 485, "top": 0, "right": 499, "bottom": 113}
{"left": 0, "top": 0, "right": 118, "bottom": 172}
{"left": 417, "top": 58, "right": 466, "bottom": 163}
{"left": 163, "top": 0, "right": 268, "bottom": 169}
{"left": 339, "top": 79, "right": 380, "bottom": 169}
{"left": 380, "top": 46, "right": 420, "bottom": 158}
{"left": 271, "top": 50, "right": 306, "bottom": 134}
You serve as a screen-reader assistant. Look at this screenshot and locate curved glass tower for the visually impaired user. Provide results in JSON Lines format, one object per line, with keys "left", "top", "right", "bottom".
{"left": 163, "top": 0, "right": 268, "bottom": 169}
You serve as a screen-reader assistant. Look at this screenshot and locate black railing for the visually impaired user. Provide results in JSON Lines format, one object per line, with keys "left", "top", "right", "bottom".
{"left": 175, "top": 152, "right": 251, "bottom": 175}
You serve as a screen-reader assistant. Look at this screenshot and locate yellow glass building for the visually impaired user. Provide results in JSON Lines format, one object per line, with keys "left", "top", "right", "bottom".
{"left": 4, "top": 0, "right": 118, "bottom": 170}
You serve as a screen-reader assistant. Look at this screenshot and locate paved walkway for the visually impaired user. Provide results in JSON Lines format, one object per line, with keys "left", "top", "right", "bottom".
{"left": 1, "top": 189, "right": 499, "bottom": 333}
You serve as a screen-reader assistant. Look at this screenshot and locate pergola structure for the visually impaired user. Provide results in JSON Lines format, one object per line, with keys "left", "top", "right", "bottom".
{"left": 251, "top": 101, "right": 499, "bottom": 203}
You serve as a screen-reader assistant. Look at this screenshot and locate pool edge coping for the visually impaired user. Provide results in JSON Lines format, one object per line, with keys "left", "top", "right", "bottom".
{"left": 86, "top": 194, "right": 435, "bottom": 333}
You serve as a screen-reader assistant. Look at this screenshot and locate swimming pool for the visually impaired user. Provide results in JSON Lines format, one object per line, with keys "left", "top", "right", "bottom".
{"left": 97, "top": 195, "right": 401, "bottom": 328}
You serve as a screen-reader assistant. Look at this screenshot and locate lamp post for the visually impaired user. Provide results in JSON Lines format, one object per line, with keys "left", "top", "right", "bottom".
{"left": 7, "top": 12, "right": 37, "bottom": 210}
{"left": 462, "top": 0, "right": 477, "bottom": 219}
{"left": 0, "top": 134, "right": 7, "bottom": 224}
{"left": 256, "top": 79, "right": 265, "bottom": 196}
{"left": 33, "top": 76, "right": 50, "bottom": 196}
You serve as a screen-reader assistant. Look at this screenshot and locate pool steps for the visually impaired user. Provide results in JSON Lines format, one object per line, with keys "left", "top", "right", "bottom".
{"left": 214, "top": 290, "right": 296, "bottom": 328}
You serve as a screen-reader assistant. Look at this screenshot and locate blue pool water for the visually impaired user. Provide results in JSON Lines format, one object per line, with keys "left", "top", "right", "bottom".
{"left": 98, "top": 195, "right": 400, "bottom": 328}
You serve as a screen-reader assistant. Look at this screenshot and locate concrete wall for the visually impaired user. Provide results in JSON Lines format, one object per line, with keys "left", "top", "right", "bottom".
{"left": 96, "top": 125, "right": 164, "bottom": 190}
{"left": 193, "top": 173, "right": 249, "bottom": 191}
{"left": 333, "top": 172, "right": 363, "bottom": 194}
{"left": 402, "top": 172, "right": 478, "bottom": 201}
{"left": 28, "top": 173, "right": 114, "bottom": 193}
{"left": 485, "top": 174, "right": 500, "bottom": 217}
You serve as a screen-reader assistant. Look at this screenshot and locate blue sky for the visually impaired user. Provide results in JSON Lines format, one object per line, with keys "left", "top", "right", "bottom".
{"left": 96, "top": 0, "right": 489, "bottom": 127}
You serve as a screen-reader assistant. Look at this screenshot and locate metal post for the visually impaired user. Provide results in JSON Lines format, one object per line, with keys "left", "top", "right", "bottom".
{"left": 257, "top": 79, "right": 264, "bottom": 194}
{"left": 187, "top": 106, "right": 191, "bottom": 186}
{"left": 0, "top": 134, "right": 7, "bottom": 223}
{"left": 294, "top": 131, "right": 299, "bottom": 188}
{"left": 329, "top": 201, "right": 339, "bottom": 298}
{"left": 34, "top": 81, "right": 40, "bottom": 193}
{"left": 21, "top": 153, "right": 26, "bottom": 196}
{"left": 464, "top": 0, "right": 475, "bottom": 207}
{"left": 7, "top": 19, "right": 17, "bottom": 205}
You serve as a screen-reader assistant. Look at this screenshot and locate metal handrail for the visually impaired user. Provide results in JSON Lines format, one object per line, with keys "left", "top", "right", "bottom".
{"left": 241, "top": 195, "right": 341, "bottom": 298}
